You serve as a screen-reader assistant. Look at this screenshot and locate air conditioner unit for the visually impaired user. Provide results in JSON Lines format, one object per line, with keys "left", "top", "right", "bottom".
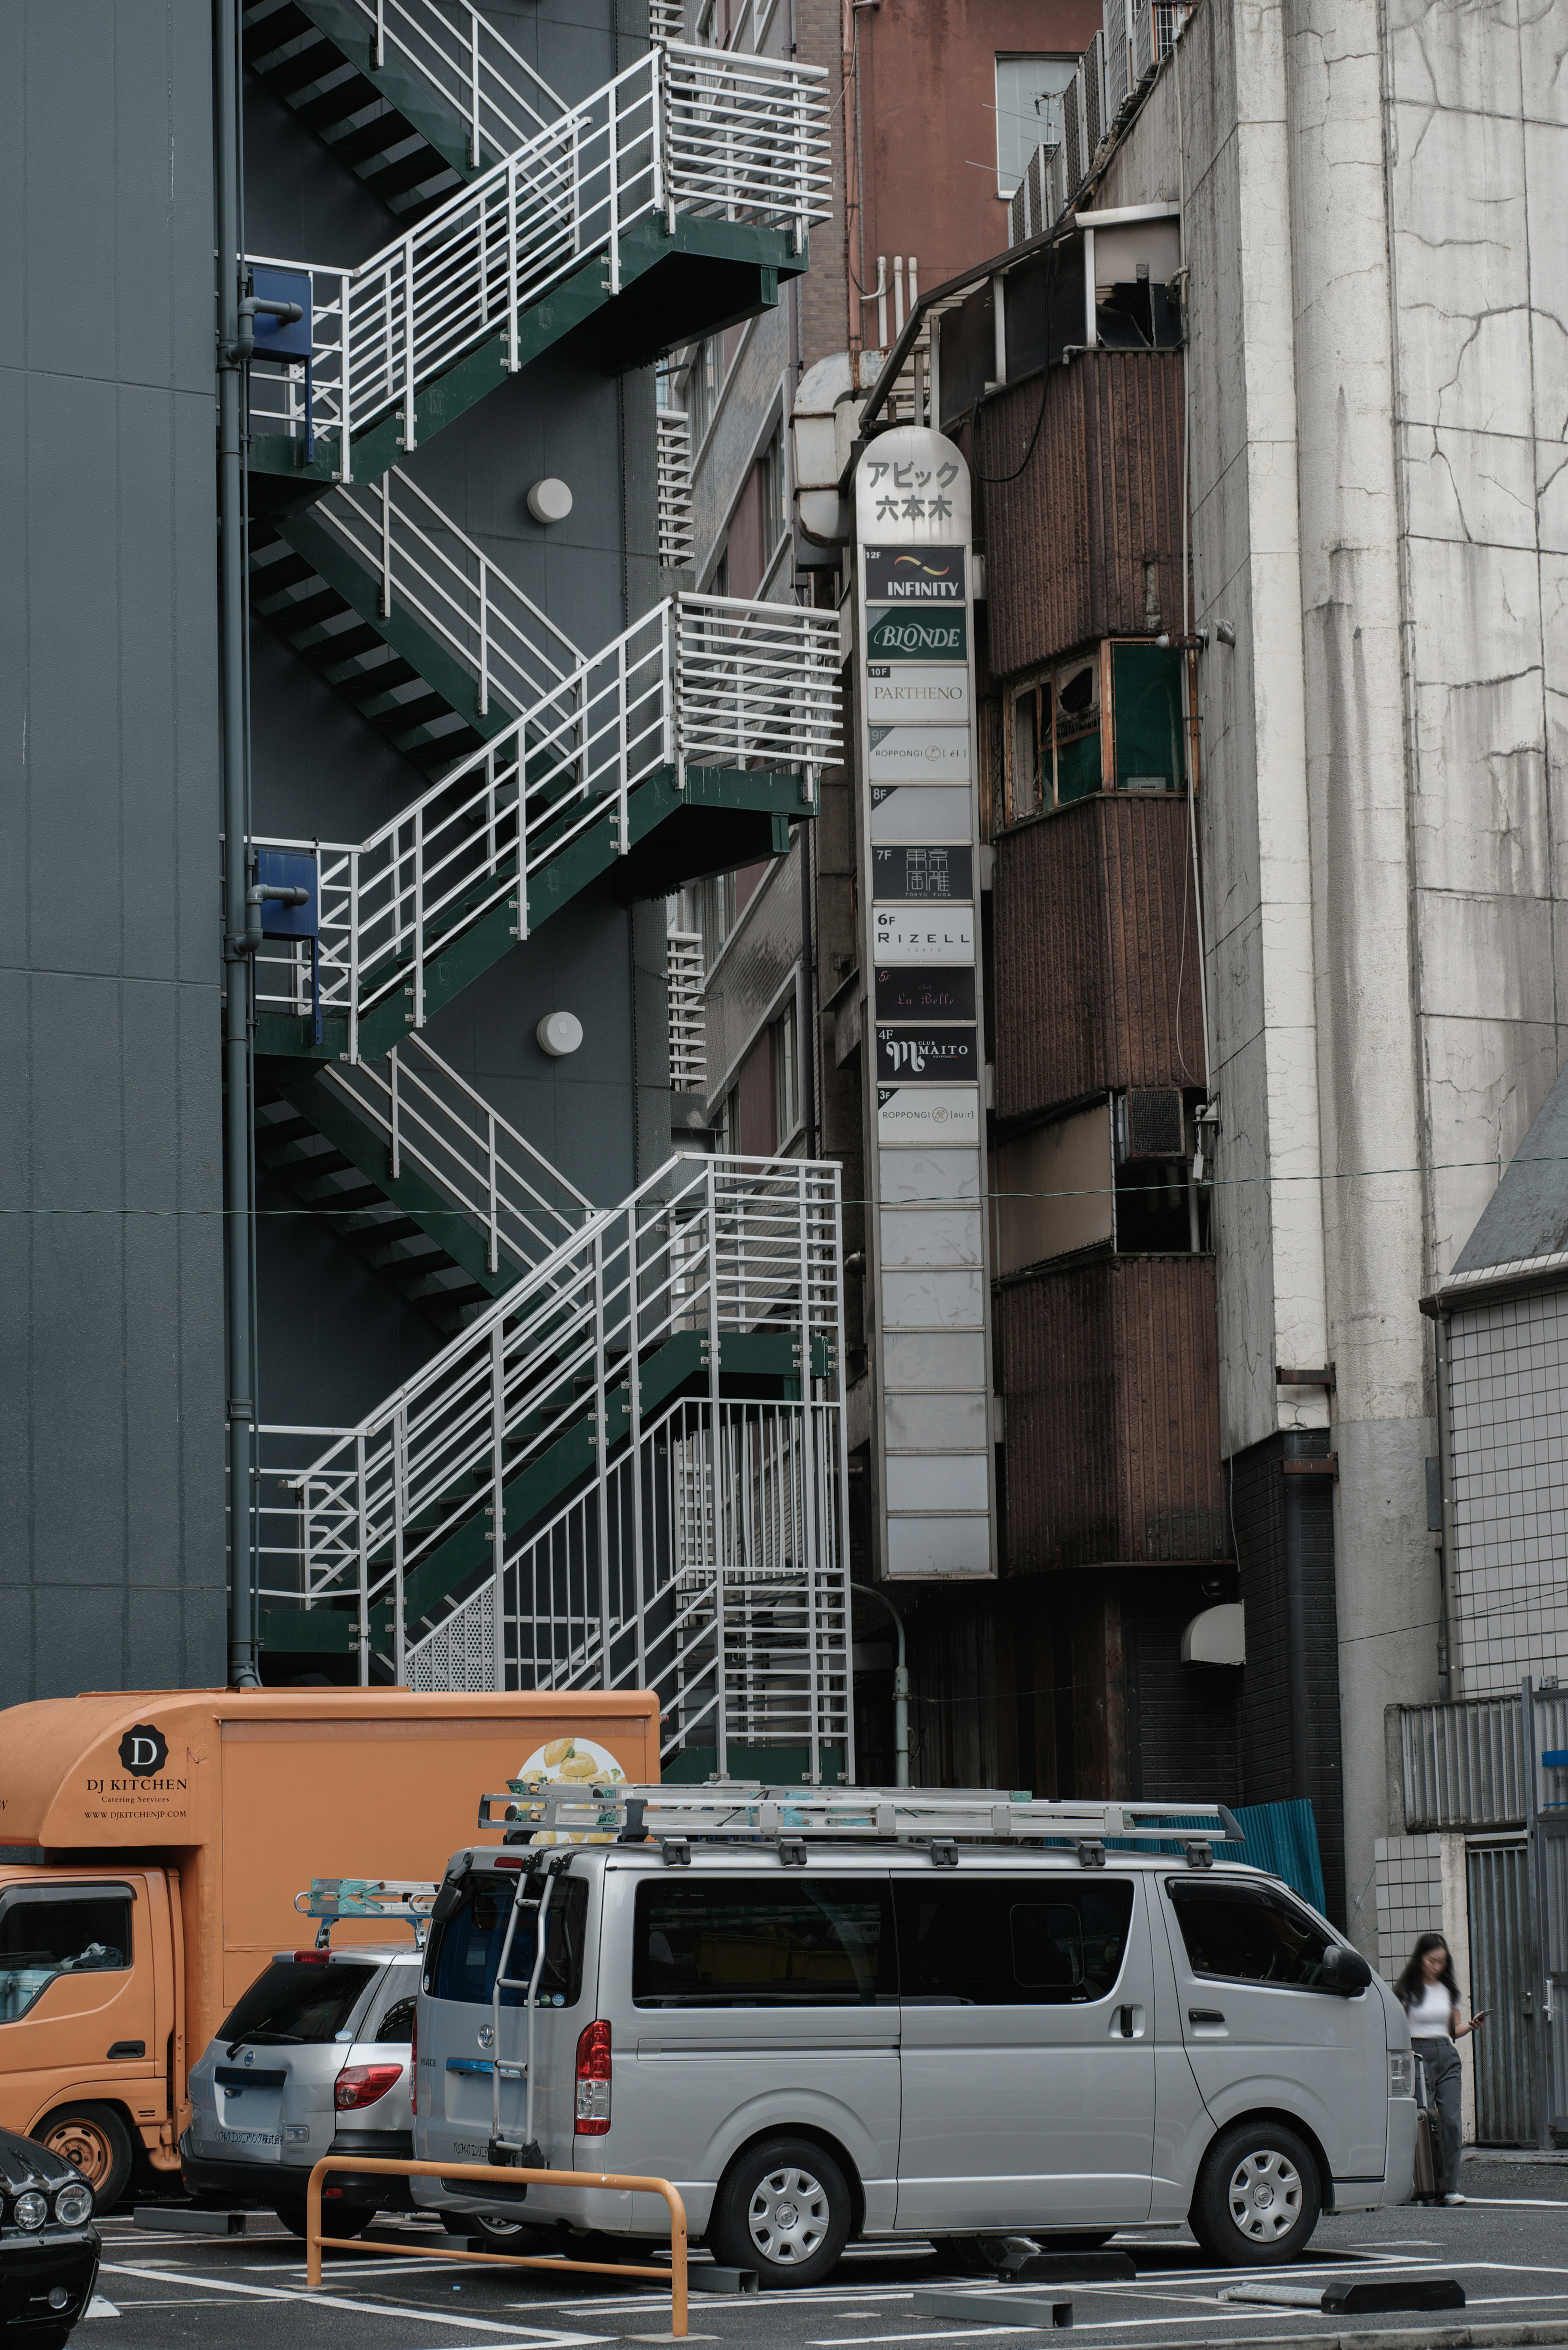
{"left": 1131, "top": 0, "right": 1156, "bottom": 87}
{"left": 1082, "top": 31, "right": 1106, "bottom": 156}
{"left": 1119, "top": 1089, "right": 1187, "bottom": 1163}
{"left": 1102, "top": 0, "right": 1133, "bottom": 117}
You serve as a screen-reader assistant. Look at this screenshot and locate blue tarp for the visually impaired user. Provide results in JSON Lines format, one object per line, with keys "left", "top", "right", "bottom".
{"left": 1045, "top": 1796, "right": 1328, "bottom": 1915}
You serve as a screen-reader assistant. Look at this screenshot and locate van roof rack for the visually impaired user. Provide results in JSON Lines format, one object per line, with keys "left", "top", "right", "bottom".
{"left": 477, "top": 1784, "right": 1245, "bottom": 1864}
{"left": 295, "top": 1877, "right": 439, "bottom": 1948}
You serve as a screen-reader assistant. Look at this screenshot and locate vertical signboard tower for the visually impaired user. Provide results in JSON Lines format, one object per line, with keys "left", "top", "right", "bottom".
{"left": 855, "top": 427, "right": 996, "bottom": 1581}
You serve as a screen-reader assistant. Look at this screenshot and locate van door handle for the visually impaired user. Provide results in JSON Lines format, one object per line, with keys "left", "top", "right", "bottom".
{"left": 1189, "top": 2009, "right": 1225, "bottom": 2026}
{"left": 107, "top": 2041, "right": 145, "bottom": 2060}
{"left": 1113, "top": 2004, "right": 1145, "bottom": 2038}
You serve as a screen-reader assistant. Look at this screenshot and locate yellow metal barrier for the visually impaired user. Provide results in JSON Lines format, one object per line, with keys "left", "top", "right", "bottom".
{"left": 305, "top": 2155, "right": 690, "bottom": 2337}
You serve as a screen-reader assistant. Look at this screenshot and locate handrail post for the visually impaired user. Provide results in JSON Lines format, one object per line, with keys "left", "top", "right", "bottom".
{"left": 487, "top": 1107, "right": 499, "bottom": 1275}
{"left": 606, "top": 79, "right": 621, "bottom": 297}
{"left": 388, "top": 1046, "right": 401, "bottom": 1182}
{"left": 478, "top": 553, "right": 490, "bottom": 717}
{"left": 339, "top": 270, "right": 353, "bottom": 482}
{"left": 593, "top": 1224, "right": 612, "bottom": 1687}
{"left": 412, "top": 801, "right": 425, "bottom": 1029}
{"left": 380, "top": 470, "right": 392, "bottom": 617}
{"left": 626, "top": 1197, "right": 647, "bottom": 1692}
{"left": 469, "top": 9, "right": 482, "bottom": 166}
{"left": 705, "top": 1158, "right": 727, "bottom": 1774}
{"left": 674, "top": 599, "right": 686, "bottom": 794}
{"left": 505, "top": 152, "right": 519, "bottom": 374}
{"left": 400, "top": 245, "right": 416, "bottom": 451}
{"left": 348, "top": 848, "right": 361, "bottom": 1065}
{"left": 490, "top": 1318, "right": 506, "bottom": 1684}
{"left": 392, "top": 1407, "right": 408, "bottom": 1686}
{"left": 616, "top": 638, "right": 629, "bottom": 857}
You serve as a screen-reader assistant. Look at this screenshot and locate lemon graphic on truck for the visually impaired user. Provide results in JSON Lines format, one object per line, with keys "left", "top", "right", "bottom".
{"left": 513, "top": 1735, "right": 626, "bottom": 1843}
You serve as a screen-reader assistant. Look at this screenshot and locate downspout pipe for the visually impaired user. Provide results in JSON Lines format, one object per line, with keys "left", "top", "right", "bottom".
{"left": 216, "top": 0, "right": 262, "bottom": 1688}
{"left": 853, "top": 1585, "right": 909, "bottom": 1787}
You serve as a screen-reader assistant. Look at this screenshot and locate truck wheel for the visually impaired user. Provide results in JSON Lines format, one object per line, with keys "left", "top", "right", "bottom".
{"left": 37, "top": 2105, "right": 132, "bottom": 2211}
{"left": 1190, "top": 2120, "right": 1321, "bottom": 2265}
{"left": 708, "top": 2136, "right": 851, "bottom": 2288}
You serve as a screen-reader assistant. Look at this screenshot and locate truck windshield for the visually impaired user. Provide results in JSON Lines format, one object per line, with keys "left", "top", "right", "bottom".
{"left": 219, "top": 1960, "right": 376, "bottom": 2048}
{"left": 428, "top": 1875, "right": 586, "bottom": 2009}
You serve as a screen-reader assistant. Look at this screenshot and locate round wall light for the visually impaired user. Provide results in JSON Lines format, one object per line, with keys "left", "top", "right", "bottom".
{"left": 526, "top": 477, "right": 573, "bottom": 526}
{"left": 536, "top": 1010, "right": 584, "bottom": 1058}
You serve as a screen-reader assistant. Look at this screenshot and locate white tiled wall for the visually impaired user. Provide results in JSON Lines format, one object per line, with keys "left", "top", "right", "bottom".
{"left": 1448, "top": 1289, "right": 1568, "bottom": 1697}
{"left": 1374, "top": 1832, "right": 1445, "bottom": 1980}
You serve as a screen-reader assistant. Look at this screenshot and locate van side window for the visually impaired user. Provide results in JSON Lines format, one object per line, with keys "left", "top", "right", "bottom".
{"left": 428, "top": 1875, "right": 587, "bottom": 2010}
{"left": 895, "top": 1879, "right": 1134, "bottom": 2006}
{"left": 0, "top": 1891, "right": 133, "bottom": 2023}
{"left": 633, "top": 1880, "right": 895, "bottom": 2007}
{"left": 1166, "top": 1880, "right": 1333, "bottom": 1990}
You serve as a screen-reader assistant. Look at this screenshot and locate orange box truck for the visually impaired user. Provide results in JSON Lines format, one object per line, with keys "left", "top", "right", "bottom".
{"left": 0, "top": 1687, "right": 658, "bottom": 2205}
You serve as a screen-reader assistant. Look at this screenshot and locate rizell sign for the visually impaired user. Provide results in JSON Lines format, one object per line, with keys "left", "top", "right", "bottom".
{"left": 118, "top": 1725, "right": 169, "bottom": 1776}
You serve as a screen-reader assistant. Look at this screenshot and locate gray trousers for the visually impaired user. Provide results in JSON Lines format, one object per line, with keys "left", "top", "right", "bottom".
{"left": 1415, "top": 2035, "right": 1463, "bottom": 2192}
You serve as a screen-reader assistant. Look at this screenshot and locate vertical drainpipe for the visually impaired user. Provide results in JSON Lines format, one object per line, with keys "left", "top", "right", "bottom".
{"left": 216, "top": 0, "right": 262, "bottom": 1688}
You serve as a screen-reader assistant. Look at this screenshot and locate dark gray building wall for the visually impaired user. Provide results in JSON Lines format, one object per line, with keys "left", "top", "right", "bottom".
{"left": 0, "top": 0, "right": 227, "bottom": 1699}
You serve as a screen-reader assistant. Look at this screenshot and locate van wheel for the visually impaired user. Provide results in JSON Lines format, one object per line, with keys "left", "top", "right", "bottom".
{"left": 1191, "top": 2121, "right": 1321, "bottom": 2265}
{"left": 37, "top": 2105, "right": 132, "bottom": 2211}
{"left": 708, "top": 2136, "right": 851, "bottom": 2289}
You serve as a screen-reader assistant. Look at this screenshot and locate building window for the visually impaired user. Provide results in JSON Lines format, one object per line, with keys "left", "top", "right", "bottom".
{"left": 1010, "top": 684, "right": 1042, "bottom": 822}
{"left": 994, "top": 55, "right": 1077, "bottom": 198}
{"left": 773, "top": 996, "right": 800, "bottom": 1143}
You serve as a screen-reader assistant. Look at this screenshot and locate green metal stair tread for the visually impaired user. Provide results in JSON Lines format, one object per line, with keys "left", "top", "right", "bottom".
{"left": 276, "top": 1069, "right": 529, "bottom": 1303}
{"left": 277, "top": 506, "right": 513, "bottom": 744}
{"left": 269, "top": 587, "right": 354, "bottom": 635}
{"left": 249, "top": 0, "right": 484, "bottom": 193}
{"left": 249, "top": 219, "right": 804, "bottom": 489}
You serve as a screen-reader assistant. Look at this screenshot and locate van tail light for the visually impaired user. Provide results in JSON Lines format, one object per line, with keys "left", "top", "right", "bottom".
{"left": 334, "top": 2062, "right": 404, "bottom": 2111}
{"left": 410, "top": 2013, "right": 417, "bottom": 2116}
{"left": 575, "top": 2019, "right": 611, "bottom": 2136}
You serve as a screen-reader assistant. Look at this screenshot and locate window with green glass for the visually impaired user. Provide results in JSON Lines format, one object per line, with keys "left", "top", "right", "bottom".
{"left": 1111, "top": 643, "right": 1185, "bottom": 792}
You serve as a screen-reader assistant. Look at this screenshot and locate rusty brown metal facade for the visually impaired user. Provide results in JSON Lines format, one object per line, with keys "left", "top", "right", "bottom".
{"left": 993, "top": 792, "right": 1205, "bottom": 1123}
{"left": 977, "top": 350, "right": 1186, "bottom": 679}
{"left": 997, "top": 1253, "right": 1230, "bottom": 1570}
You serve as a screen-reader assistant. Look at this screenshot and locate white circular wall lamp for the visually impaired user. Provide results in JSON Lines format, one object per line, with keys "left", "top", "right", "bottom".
{"left": 526, "top": 477, "right": 573, "bottom": 525}
{"left": 536, "top": 1010, "right": 584, "bottom": 1058}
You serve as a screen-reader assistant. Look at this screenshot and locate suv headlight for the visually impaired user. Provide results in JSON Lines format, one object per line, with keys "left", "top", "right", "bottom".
{"left": 55, "top": 2183, "right": 93, "bottom": 2228}
{"left": 13, "top": 2192, "right": 47, "bottom": 2230}
{"left": 1389, "top": 2051, "right": 1415, "bottom": 2097}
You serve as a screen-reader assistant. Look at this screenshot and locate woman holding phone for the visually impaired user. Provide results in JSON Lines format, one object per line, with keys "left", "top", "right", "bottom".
{"left": 1395, "top": 1933, "right": 1487, "bottom": 2203}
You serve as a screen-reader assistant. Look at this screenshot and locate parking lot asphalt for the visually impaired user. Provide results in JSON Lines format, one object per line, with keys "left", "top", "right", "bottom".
{"left": 85, "top": 2160, "right": 1568, "bottom": 2350}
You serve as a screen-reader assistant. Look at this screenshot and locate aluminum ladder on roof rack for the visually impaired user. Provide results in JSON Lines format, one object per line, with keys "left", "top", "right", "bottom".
{"left": 477, "top": 1781, "right": 1246, "bottom": 1853}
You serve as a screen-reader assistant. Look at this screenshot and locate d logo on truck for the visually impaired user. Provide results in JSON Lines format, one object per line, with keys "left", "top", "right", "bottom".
{"left": 119, "top": 1725, "right": 169, "bottom": 1776}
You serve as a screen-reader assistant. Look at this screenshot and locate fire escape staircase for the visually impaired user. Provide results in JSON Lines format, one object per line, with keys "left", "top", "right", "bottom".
{"left": 243, "top": 0, "right": 561, "bottom": 224}
{"left": 256, "top": 1154, "right": 851, "bottom": 1786}
{"left": 243, "top": 31, "right": 831, "bottom": 498}
{"left": 250, "top": 580, "right": 840, "bottom": 1063}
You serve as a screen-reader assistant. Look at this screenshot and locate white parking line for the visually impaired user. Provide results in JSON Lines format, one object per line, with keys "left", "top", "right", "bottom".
{"left": 98, "top": 2262, "right": 614, "bottom": 2343}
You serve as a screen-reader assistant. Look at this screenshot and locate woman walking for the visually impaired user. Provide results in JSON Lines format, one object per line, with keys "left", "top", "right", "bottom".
{"left": 1395, "top": 1933, "right": 1486, "bottom": 2203}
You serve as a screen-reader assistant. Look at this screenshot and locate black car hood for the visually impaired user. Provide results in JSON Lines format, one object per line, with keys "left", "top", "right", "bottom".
{"left": 0, "top": 2131, "right": 84, "bottom": 2196}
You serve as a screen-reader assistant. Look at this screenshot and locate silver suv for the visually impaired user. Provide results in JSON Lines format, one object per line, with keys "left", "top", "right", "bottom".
{"left": 181, "top": 1944, "right": 418, "bottom": 2236}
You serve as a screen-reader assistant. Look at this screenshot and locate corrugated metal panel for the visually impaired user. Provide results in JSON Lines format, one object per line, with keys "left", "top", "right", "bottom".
{"left": 1401, "top": 1698, "right": 1528, "bottom": 1830}
{"left": 993, "top": 793, "right": 1205, "bottom": 1124}
{"left": 997, "top": 1254, "right": 1228, "bottom": 1568}
{"left": 1466, "top": 1841, "right": 1537, "bottom": 2145}
{"left": 980, "top": 352, "right": 1186, "bottom": 681}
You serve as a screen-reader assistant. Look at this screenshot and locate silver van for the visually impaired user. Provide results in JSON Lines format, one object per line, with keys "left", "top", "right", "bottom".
{"left": 183, "top": 1943, "right": 419, "bottom": 2236}
{"left": 410, "top": 1794, "right": 1417, "bottom": 2283}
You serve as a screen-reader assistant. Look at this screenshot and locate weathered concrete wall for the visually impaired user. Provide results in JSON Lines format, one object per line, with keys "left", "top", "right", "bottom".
{"left": 1101, "top": 0, "right": 1566, "bottom": 1948}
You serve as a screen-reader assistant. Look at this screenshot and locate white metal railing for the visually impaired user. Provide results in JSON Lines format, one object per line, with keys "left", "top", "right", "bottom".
{"left": 667, "top": 929, "right": 706, "bottom": 1090}
{"left": 323, "top": 1034, "right": 593, "bottom": 1276}
{"left": 656, "top": 409, "right": 695, "bottom": 567}
{"left": 252, "top": 592, "right": 840, "bottom": 1057}
{"left": 255, "top": 1153, "right": 849, "bottom": 1774}
{"left": 248, "top": 45, "right": 831, "bottom": 475}
{"left": 336, "top": 0, "right": 561, "bottom": 167}
{"left": 310, "top": 468, "right": 581, "bottom": 718}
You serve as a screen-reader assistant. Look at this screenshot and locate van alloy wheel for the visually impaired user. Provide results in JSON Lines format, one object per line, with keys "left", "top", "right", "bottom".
{"left": 1226, "top": 2148, "right": 1303, "bottom": 2243}
{"left": 747, "top": 2165, "right": 829, "bottom": 2265}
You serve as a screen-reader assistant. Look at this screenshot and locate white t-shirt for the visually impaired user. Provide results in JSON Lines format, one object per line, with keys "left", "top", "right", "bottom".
{"left": 1408, "top": 1980, "right": 1454, "bottom": 2038}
